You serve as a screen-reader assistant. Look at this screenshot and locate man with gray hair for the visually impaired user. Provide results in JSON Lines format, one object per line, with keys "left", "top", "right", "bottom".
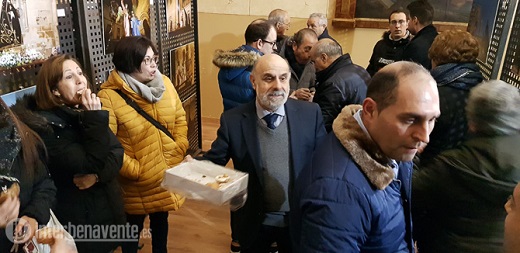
{"left": 307, "top": 13, "right": 339, "bottom": 44}
{"left": 310, "top": 38, "right": 370, "bottom": 132}
{"left": 268, "top": 9, "right": 291, "bottom": 52}
{"left": 413, "top": 80, "right": 520, "bottom": 253}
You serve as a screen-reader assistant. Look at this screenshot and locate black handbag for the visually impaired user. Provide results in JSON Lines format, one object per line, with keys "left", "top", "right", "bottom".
{"left": 115, "top": 90, "right": 175, "bottom": 141}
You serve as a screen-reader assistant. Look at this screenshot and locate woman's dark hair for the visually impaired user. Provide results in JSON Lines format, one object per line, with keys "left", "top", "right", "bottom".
{"left": 35, "top": 54, "right": 89, "bottom": 110}
{"left": 112, "top": 36, "right": 159, "bottom": 74}
{"left": 0, "top": 97, "right": 46, "bottom": 180}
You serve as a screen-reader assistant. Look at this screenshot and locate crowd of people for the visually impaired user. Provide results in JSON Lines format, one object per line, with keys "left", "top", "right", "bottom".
{"left": 1, "top": 1, "right": 519, "bottom": 253}
{"left": 212, "top": 2, "right": 519, "bottom": 253}
{"left": 1, "top": 36, "right": 187, "bottom": 253}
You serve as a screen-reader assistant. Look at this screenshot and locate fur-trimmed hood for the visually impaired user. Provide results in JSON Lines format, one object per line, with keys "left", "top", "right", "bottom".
{"left": 332, "top": 105, "right": 395, "bottom": 189}
{"left": 10, "top": 95, "right": 52, "bottom": 135}
{"left": 212, "top": 45, "right": 261, "bottom": 69}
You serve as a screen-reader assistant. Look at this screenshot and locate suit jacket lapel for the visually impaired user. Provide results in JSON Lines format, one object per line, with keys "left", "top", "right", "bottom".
{"left": 285, "top": 100, "right": 303, "bottom": 176}
{"left": 241, "top": 102, "right": 264, "bottom": 186}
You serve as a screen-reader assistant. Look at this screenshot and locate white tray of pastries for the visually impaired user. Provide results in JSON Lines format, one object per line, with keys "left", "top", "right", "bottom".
{"left": 162, "top": 159, "right": 248, "bottom": 206}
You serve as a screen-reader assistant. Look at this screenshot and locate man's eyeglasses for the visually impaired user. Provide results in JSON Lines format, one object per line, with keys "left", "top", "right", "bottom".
{"left": 262, "top": 39, "right": 276, "bottom": 49}
{"left": 143, "top": 55, "right": 159, "bottom": 65}
{"left": 280, "top": 22, "right": 291, "bottom": 28}
{"left": 390, "top": 20, "right": 407, "bottom": 26}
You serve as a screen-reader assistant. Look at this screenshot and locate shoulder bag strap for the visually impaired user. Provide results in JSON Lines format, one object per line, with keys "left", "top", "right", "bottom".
{"left": 114, "top": 89, "right": 175, "bottom": 141}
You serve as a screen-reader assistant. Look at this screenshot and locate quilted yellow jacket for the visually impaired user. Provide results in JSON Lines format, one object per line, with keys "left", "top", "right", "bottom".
{"left": 98, "top": 71, "right": 188, "bottom": 214}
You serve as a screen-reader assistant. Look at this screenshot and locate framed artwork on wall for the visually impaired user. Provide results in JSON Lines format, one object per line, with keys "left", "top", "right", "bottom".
{"left": 169, "top": 42, "right": 195, "bottom": 95}
{"left": 467, "top": 0, "right": 499, "bottom": 64}
{"left": 0, "top": 0, "right": 59, "bottom": 64}
{"left": 165, "top": 0, "right": 193, "bottom": 37}
{"left": 0, "top": 0, "right": 60, "bottom": 94}
{"left": 333, "top": 0, "right": 470, "bottom": 31}
{"left": 467, "top": 0, "right": 515, "bottom": 79}
{"left": 499, "top": 0, "right": 520, "bottom": 87}
{"left": 181, "top": 93, "right": 197, "bottom": 153}
{"left": 102, "top": 0, "right": 151, "bottom": 54}
{"left": 355, "top": 0, "right": 472, "bottom": 22}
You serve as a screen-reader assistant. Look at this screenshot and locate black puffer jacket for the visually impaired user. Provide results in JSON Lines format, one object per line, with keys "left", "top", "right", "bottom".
{"left": 12, "top": 95, "right": 126, "bottom": 253}
{"left": 0, "top": 109, "right": 56, "bottom": 253}
{"left": 413, "top": 134, "right": 520, "bottom": 253}
{"left": 402, "top": 24, "right": 438, "bottom": 69}
{"left": 318, "top": 28, "right": 341, "bottom": 50}
{"left": 420, "top": 62, "right": 483, "bottom": 164}
{"left": 366, "top": 31, "right": 410, "bottom": 76}
{"left": 313, "top": 54, "right": 370, "bottom": 132}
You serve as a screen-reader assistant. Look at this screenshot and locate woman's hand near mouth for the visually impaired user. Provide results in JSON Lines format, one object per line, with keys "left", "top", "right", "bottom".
{"left": 79, "top": 88, "right": 101, "bottom": 111}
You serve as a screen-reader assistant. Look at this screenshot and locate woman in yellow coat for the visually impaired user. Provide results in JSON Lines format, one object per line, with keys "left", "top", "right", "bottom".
{"left": 97, "top": 36, "right": 188, "bottom": 253}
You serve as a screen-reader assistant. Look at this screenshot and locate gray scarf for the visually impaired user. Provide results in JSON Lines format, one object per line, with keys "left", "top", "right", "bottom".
{"left": 118, "top": 70, "right": 165, "bottom": 103}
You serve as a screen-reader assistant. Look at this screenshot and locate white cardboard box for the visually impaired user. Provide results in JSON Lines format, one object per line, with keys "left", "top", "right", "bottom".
{"left": 162, "top": 160, "right": 248, "bottom": 206}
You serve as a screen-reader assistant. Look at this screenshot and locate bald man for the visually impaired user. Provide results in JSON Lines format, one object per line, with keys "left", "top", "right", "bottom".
{"left": 268, "top": 9, "right": 291, "bottom": 52}
{"left": 310, "top": 38, "right": 370, "bottom": 132}
{"left": 203, "top": 54, "right": 326, "bottom": 253}
{"left": 292, "top": 61, "right": 440, "bottom": 252}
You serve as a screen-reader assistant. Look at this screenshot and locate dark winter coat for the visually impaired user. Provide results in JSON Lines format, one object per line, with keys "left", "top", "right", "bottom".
{"left": 402, "top": 24, "right": 438, "bottom": 69}
{"left": 366, "top": 31, "right": 411, "bottom": 76}
{"left": 413, "top": 134, "right": 520, "bottom": 253}
{"left": 318, "top": 28, "right": 341, "bottom": 49}
{"left": 213, "top": 45, "right": 261, "bottom": 111}
{"left": 292, "top": 108, "right": 414, "bottom": 252}
{"left": 313, "top": 53, "right": 370, "bottom": 132}
{"left": 420, "top": 62, "right": 483, "bottom": 164}
{"left": 11, "top": 96, "right": 126, "bottom": 253}
{"left": 0, "top": 110, "right": 56, "bottom": 253}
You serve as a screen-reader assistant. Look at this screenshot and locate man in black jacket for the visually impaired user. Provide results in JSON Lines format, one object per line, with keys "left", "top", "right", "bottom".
{"left": 310, "top": 39, "right": 370, "bottom": 132}
{"left": 367, "top": 9, "right": 411, "bottom": 76}
{"left": 402, "top": 0, "right": 438, "bottom": 69}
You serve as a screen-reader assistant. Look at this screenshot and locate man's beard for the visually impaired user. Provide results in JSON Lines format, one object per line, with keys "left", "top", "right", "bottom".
{"left": 258, "top": 90, "right": 287, "bottom": 111}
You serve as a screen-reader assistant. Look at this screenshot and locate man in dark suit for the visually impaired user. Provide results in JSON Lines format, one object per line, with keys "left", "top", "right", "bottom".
{"left": 203, "top": 54, "right": 326, "bottom": 253}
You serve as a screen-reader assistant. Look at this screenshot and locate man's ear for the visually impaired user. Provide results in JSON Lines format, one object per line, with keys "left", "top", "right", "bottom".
{"left": 249, "top": 74, "right": 256, "bottom": 91}
{"left": 320, "top": 53, "right": 328, "bottom": 63}
{"left": 362, "top": 98, "right": 377, "bottom": 118}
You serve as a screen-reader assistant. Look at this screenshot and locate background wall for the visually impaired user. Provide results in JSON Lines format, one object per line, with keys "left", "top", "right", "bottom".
{"left": 197, "top": 0, "right": 385, "bottom": 119}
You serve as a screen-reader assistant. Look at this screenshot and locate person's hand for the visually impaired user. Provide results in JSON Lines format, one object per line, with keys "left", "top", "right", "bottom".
{"left": 36, "top": 227, "right": 78, "bottom": 253}
{"left": 183, "top": 155, "right": 194, "bottom": 163}
{"left": 79, "top": 89, "right": 101, "bottom": 111}
{"left": 13, "top": 216, "right": 38, "bottom": 244}
{"left": 73, "top": 174, "right": 98, "bottom": 190}
{"left": 0, "top": 197, "right": 19, "bottom": 228}
{"left": 294, "top": 88, "right": 313, "bottom": 101}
